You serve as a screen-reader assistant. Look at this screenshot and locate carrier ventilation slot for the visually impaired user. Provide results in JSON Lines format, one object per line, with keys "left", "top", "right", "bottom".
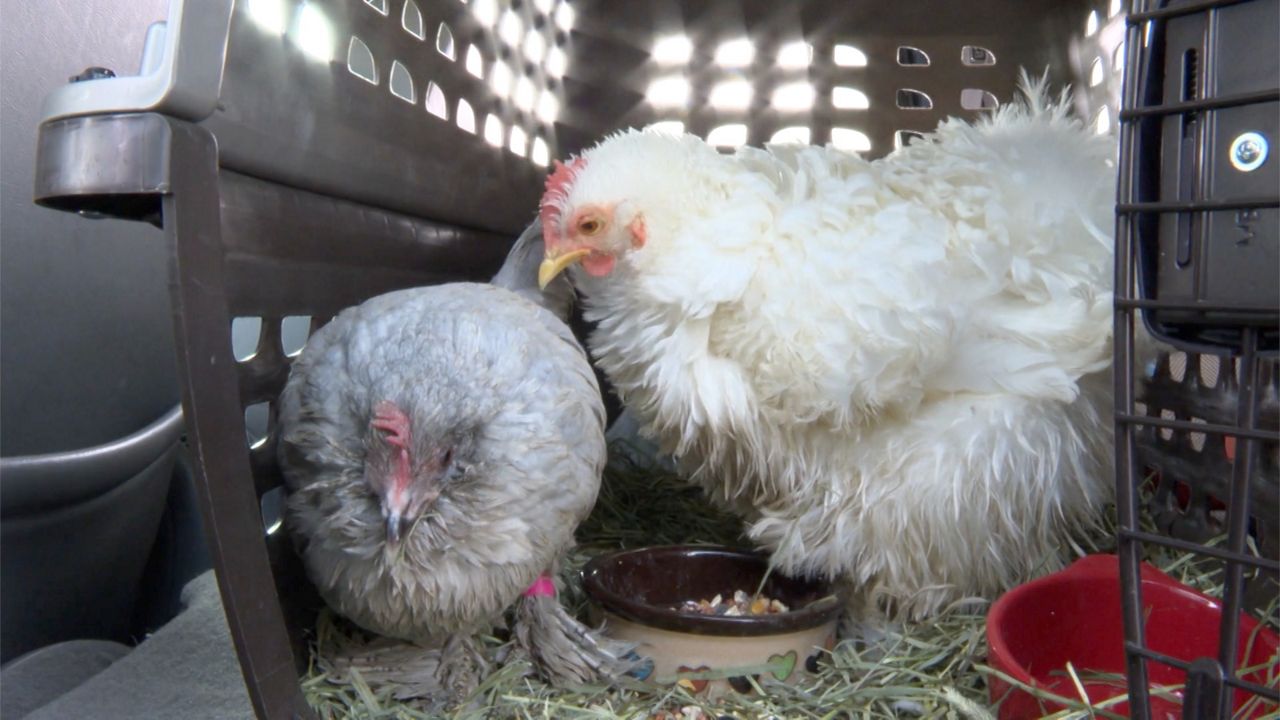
{"left": 281, "top": 316, "right": 310, "bottom": 357}
{"left": 245, "top": 403, "right": 270, "bottom": 449}
{"left": 897, "top": 46, "right": 930, "bottom": 66}
{"left": 465, "top": 45, "right": 484, "bottom": 78}
{"left": 425, "top": 82, "right": 448, "bottom": 119}
{"left": 490, "top": 60, "right": 512, "bottom": 97}
{"left": 831, "top": 128, "right": 872, "bottom": 153}
{"left": 499, "top": 10, "right": 522, "bottom": 46}
{"left": 525, "top": 30, "right": 548, "bottom": 63}
{"left": 770, "top": 126, "right": 811, "bottom": 145}
{"left": 401, "top": 0, "right": 425, "bottom": 40}
{"left": 456, "top": 98, "right": 476, "bottom": 133}
{"left": 1176, "top": 47, "right": 1201, "bottom": 267}
{"left": 961, "top": 46, "right": 996, "bottom": 66}
{"left": 437, "top": 23, "right": 456, "bottom": 60}
{"left": 547, "top": 46, "right": 567, "bottom": 76}
{"left": 832, "top": 86, "right": 870, "bottom": 110}
{"left": 715, "top": 39, "right": 754, "bottom": 68}
{"left": 895, "top": 130, "right": 925, "bottom": 150}
{"left": 1182, "top": 48, "right": 1199, "bottom": 102}
{"left": 389, "top": 60, "right": 415, "bottom": 103}
{"left": 484, "top": 114, "right": 504, "bottom": 147}
{"left": 777, "top": 42, "right": 813, "bottom": 69}
{"left": 833, "top": 44, "right": 868, "bottom": 67}
{"left": 652, "top": 35, "right": 693, "bottom": 65}
{"left": 514, "top": 77, "right": 536, "bottom": 111}
{"left": 531, "top": 137, "right": 550, "bottom": 166}
{"left": 232, "top": 317, "right": 263, "bottom": 362}
{"left": 960, "top": 89, "right": 998, "bottom": 110}
{"left": 509, "top": 126, "right": 528, "bottom": 157}
{"left": 537, "top": 90, "right": 558, "bottom": 122}
{"left": 707, "top": 124, "right": 748, "bottom": 147}
{"left": 347, "top": 36, "right": 378, "bottom": 85}
{"left": 896, "top": 88, "right": 933, "bottom": 109}
{"left": 772, "top": 83, "right": 815, "bottom": 111}
{"left": 1095, "top": 107, "right": 1112, "bottom": 135}
{"left": 260, "top": 487, "right": 285, "bottom": 535}
{"left": 647, "top": 120, "right": 685, "bottom": 136}
{"left": 246, "top": 0, "right": 286, "bottom": 33}
{"left": 710, "top": 81, "right": 753, "bottom": 110}
{"left": 554, "top": 2, "right": 574, "bottom": 32}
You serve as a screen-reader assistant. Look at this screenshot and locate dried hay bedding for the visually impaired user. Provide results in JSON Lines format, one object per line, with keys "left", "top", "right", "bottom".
{"left": 302, "top": 445, "right": 1278, "bottom": 719}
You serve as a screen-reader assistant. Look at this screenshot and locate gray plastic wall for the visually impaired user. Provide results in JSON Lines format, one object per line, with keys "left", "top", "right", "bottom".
{"left": 1, "top": 0, "right": 175, "bottom": 457}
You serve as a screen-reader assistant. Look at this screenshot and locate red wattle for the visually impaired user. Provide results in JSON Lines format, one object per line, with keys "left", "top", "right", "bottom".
{"left": 582, "top": 253, "right": 616, "bottom": 277}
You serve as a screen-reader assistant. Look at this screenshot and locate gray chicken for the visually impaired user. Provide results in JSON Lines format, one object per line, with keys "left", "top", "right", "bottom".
{"left": 278, "top": 222, "right": 629, "bottom": 700}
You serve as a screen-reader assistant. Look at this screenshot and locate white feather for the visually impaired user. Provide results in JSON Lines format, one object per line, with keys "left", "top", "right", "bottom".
{"left": 558, "top": 77, "right": 1116, "bottom": 618}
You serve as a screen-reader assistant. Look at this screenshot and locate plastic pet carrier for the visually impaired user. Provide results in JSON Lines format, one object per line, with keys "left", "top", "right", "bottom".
{"left": 30, "top": 0, "right": 1275, "bottom": 717}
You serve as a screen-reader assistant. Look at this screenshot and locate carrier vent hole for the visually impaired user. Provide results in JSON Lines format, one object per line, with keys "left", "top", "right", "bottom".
{"left": 897, "top": 88, "right": 933, "bottom": 109}
{"left": 232, "top": 317, "right": 263, "bottom": 362}
{"left": 347, "top": 36, "right": 378, "bottom": 85}
{"left": 897, "top": 46, "right": 930, "bottom": 66}
{"left": 960, "top": 88, "right": 998, "bottom": 110}
{"left": 402, "top": 0, "right": 425, "bottom": 39}
{"left": 281, "top": 316, "right": 310, "bottom": 358}
{"left": 389, "top": 60, "right": 416, "bottom": 103}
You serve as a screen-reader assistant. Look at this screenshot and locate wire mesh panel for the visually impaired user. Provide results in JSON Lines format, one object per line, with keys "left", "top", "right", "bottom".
{"left": 1115, "top": 0, "right": 1280, "bottom": 717}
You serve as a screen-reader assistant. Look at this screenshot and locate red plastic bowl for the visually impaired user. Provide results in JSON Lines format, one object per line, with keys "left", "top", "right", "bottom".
{"left": 986, "top": 554, "right": 1278, "bottom": 719}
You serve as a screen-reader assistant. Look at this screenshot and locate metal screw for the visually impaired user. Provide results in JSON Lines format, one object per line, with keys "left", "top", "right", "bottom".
{"left": 1229, "top": 132, "right": 1268, "bottom": 172}
{"left": 1235, "top": 139, "right": 1261, "bottom": 163}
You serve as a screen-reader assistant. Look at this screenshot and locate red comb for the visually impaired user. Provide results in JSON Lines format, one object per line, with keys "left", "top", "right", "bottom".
{"left": 544, "top": 157, "right": 585, "bottom": 199}
{"left": 540, "top": 157, "right": 586, "bottom": 237}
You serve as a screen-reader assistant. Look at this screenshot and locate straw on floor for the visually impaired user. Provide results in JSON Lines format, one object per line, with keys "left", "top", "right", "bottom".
{"left": 301, "top": 444, "right": 1279, "bottom": 720}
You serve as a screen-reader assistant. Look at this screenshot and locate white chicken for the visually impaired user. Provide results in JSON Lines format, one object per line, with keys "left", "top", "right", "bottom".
{"left": 537, "top": 80, "right": 1116, "bottom": 619}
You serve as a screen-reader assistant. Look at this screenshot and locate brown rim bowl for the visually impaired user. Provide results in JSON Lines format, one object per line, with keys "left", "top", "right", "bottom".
{"left": 581, "top": 545, "right": 845, "bottom": 636}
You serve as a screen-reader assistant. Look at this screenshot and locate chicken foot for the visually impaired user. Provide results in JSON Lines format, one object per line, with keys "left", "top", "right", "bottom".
{"left": 317, "top": 632, "right": 447, "bottom": 703}
{"left": 512, "top": 573, "right": 640, "bottom": 686}
{"left": 435, "top": 632, "right": 490, "bottom": 701}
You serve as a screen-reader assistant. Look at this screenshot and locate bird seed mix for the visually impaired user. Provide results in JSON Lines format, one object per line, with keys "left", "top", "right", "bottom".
{"left": 674, "top": 590, "right": 790, "bottom": 616}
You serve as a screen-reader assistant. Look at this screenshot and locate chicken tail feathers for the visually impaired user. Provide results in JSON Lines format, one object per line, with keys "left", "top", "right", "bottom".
{"left": 491, "top": 218, "right": 576, "bottom": 322}
{"left": 512, "top": 593, "right": 643, "bottom": 687}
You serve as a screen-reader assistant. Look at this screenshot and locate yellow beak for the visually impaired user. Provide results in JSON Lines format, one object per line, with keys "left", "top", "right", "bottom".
{"left": 538, "top": 248, "right": 591, "bottom": 290}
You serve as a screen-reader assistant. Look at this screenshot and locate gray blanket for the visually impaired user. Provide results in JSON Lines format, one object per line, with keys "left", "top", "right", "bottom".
{"left": 13, "top": 570, "right": 253, "bottom": 720}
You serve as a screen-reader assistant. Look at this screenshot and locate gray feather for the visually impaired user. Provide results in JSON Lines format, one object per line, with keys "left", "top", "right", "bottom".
{"left": 277, "top": 282, "right": 608, "bottom": 703}
{"left": 490, "top": 218, "right": 575, "bottom": 322}
{"left": 318, "top": 634, "right": 446, "bottom": 706}
{"left": 512, "top": 594, "right": 639, "bottom": 687}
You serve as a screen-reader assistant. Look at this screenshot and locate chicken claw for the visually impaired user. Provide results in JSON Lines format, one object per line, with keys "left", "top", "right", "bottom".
{"left": 435, "top": 633, "right": 489, "bottom": 701}
{"left": 513, "top": 587, "right": 640, "bottom": 687}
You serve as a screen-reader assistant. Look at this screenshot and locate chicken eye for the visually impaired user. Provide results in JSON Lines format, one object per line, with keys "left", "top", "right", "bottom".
{"left": 578, "top": 217, "right": 604, "bottom": 236}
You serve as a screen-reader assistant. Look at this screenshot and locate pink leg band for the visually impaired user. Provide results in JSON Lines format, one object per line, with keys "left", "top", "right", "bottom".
{"left": 522, "top": 574, "right": 557, "bottom": 598}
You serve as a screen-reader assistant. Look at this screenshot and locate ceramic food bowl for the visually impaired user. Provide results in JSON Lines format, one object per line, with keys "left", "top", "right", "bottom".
{"left": 987, "top": 553, "right": 1279, "bottom": 719}
{"left": 582, "top": 545, "right": 844, "bottom": 698}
